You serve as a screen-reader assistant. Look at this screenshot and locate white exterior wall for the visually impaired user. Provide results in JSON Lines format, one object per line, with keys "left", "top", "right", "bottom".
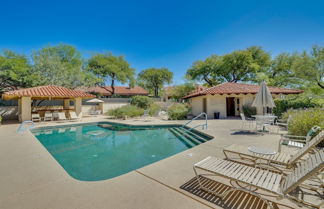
{"left": 189, "top": 93, "right": 282, "bottom": 118}
{"left": 190, "top": 95, "right": 227, "bottom": 118}
{"left": 206, "top": 95, "right": 227, "bottom": 118}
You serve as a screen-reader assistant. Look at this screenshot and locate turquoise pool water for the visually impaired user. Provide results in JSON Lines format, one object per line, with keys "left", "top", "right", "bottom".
{"left": 32, "top": 122, "right": 212, "bottom": 181}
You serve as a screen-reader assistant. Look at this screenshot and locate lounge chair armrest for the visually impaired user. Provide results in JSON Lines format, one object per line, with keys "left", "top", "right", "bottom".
{"left": 281, "top": 134, "right": 307, "bottom": 139}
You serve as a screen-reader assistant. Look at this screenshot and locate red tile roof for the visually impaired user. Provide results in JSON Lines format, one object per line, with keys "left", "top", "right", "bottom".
{"left": 79, "top": 86, "right": 149, "bottom": 96}
{"left": 183, "top": 82, "right": 303, "bottom": 99}
{"left": 2, "top": 85, "right": 95, "bottom": 100}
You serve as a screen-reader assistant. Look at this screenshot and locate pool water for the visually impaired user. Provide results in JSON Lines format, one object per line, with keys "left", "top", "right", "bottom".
{"left": 32, "top": 122, "right": 212, "bottom": 181}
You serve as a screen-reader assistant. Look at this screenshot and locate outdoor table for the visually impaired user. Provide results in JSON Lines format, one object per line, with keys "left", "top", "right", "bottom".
{"left": 248, "top": 146, "right": 276, "bottom": 170}
{"left": 252, "top": 115, "right": 277, "bottom": 132}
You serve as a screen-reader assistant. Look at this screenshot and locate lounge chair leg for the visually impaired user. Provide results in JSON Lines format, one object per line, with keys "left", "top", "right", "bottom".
{"left": 193, "top": 166, "right": 204, "bottom": 189}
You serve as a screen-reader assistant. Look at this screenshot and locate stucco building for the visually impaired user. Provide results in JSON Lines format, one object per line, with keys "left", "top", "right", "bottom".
{"left": 183, "top": 82, "right": 303, "bottom": 119}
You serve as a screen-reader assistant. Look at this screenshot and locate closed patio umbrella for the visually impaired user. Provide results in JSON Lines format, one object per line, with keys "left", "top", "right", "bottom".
{"left": 252, "top": 81, "right": 275, "bottom": 114}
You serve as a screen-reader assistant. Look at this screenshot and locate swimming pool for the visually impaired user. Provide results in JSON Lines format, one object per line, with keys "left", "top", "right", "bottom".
{"left": 31, "top": 122, "right": 212, "bottom": 181}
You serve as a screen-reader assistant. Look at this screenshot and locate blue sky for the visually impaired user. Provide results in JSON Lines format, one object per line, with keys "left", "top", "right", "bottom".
{"left": 1, "top": 0, "right": 324, "bottom": 84}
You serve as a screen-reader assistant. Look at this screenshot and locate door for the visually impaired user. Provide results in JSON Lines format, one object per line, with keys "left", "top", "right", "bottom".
{"left": 202, "top": 98, "right": 207, "bottom": 113}
{"left": 226, "top": 97, "right": 235, "bottom": 116}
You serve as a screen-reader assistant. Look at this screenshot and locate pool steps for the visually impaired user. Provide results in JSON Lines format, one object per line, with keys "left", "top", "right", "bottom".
{"left": 169, "top": 127, "right": 210, "bottom": 148}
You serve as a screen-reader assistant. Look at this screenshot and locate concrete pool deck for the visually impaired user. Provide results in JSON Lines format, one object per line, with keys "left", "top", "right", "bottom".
{"left": 0, "top": 116, "right": 309, "bottom": 209}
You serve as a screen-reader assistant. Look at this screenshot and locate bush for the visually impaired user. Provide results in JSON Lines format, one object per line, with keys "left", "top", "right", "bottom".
{"left": 167, "top": 103, "right": 189, "bottom": 120}
{"left": 273, "top": 97, "right": 322, "bottom": 118}
{"left": 130, "top": 96, "right": 153, "bottom": 109}
{"left": 148, "top": 103, "right": 160, "bottom": 116}
{"left": 242, "top": 104, "right": 256, "bottom": 117}
{"left": 284, "top": 108, "right": 324, "bottom": 136}
{"left": 107, "top": 105, "right": 144, "bottom": 119}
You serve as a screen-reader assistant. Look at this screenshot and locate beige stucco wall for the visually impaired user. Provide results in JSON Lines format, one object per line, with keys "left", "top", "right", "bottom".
{"left": 189, "top": 93, "right": 281, "bottom": 118}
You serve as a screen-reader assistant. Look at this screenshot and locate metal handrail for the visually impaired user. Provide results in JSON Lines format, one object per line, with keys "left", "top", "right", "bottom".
{"left": 182, "top": 112, "right": 208, "bottom": 130}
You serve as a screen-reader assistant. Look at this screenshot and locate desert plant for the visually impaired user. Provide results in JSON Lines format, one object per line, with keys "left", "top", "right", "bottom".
{"left": 167, "top": 103, "right": 189, "bottom": 120}
{"left": 284, "top": 108, "right": 324, "bottom": 136}
{"left": 130, "top": 96, "right": 153, "bottom": 109}
{"left": 148, "top": 103, "right": 160, "bottom": 116}
{"left": 107, "top": 105, "right": 144, "bottom": 119}
{"left": 273, "top": 97, "right": 322, "bottom": 117}
{"left": 0, "top": 116, "right": 2, "bottom": 124}
{"left": 242, "top": 104, "right": 256, "bottom": 117}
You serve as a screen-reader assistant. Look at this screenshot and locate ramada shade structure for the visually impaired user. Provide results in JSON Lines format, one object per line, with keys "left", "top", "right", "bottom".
{"left": 2, "top": 85, "right": 95, "bottom": 122}
{"left": 2, "top": 85, "right": 95, "bottom": 100}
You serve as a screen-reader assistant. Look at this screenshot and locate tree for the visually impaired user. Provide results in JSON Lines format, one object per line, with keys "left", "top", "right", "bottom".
{"left": 168, "top": 83, "right": 196, "bottom": 101}
{"left": 87, "top": 53, "right": 135, "bottom": 95}
{"left": 138, "top": 68, "right": 173, "bottom": 97}
{"left": 220, "top": 47, "right": 271, "bottom": 83}
{"left": 292, "top": 45, "right": 324, "bottom": 89}
{"left": 32, "top": 44, "right": 98, "bottom": 88}
{"left": 0, "top": 50, "right": 34, "bottom": 93}
{"left": 258, "top": 53, "right": 301, "bottom": 87}
{"left": 186, "top": 46, "right": 271, "bottom": 86}
{"left": 186, "top": 55, "right": 222, "bottom": 87}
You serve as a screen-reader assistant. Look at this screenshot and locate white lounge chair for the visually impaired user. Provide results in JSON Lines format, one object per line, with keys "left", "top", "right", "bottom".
{"left": 223, "top": 130, "right": 324, "bottom": 172}
{"left": 44, "top": 112, "right": 53, "bottom": 121}
{"left": 31, "top": 113, "right": 41, "bottom": 122}
{"left": 69, "top": 111, "right": 80, "bottom": 121}
{"left": 57, "top": 112, "right": 67, "bottom": 121}
{"left": 193, "top": 149, "right": 324, "bottom": 209}
{"left": 280, "top": 126, "right": 322, "bottom": 151}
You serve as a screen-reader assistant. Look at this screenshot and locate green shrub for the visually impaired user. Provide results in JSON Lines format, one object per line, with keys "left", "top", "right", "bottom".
{"left": 148, "top": 103, "right": 160, "bottom": 116}
{"left": 167, "top": 103, "right": 189, "bottom": 120}
{"left": 273, "top": 97, "right": 322, "bottom": 118}
{"left": 130, "top": 96, "right": 153, "bottom": 109}
{"left": 285, "top": 108, "right": 324, "bottom": 136}
{"left": 242, "top": 104, "right": 256, "bottom": 117}
{"left": 107, "top": 105, "right": 144, "bottom": 119}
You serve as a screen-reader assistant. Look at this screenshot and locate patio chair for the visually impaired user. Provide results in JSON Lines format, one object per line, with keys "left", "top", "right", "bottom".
{"left": 240, "top": 113, "right": 255, "bottom": 129}
{"left": 279, "top": 126, "right": 322, "bottom": 151}
{"left": 31, "top": 113, "right": 41, "bottom": 122}
{"left": 223, "top": 130, "right": 324, "bottom": 172}
{"left": 193, "top": 149, "right": 324, "bottom": 209}
{"left": 57, "top": 112, "right": 67, "bottom": 121}
{"left": 68, "top": 111, "right": 80, "bottom": 121}
{"left": 276, "top": 115, "right": 292, "bottom": 129}
{"left": 44, "top": 112, "right": 53, "bottom": 121}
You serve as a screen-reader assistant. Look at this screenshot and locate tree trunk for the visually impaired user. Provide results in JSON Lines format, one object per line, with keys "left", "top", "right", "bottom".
{"left": 203, "top": 75, "right": 213, "bottom": 87}
{"left": 154, "top": 87, "right": 159, "bottom": 97}
{"left": 318, "top": 81, "right": 324, "bottom": 89}
{"left": 111, "top": 79, "right": 115, "bottom": 95}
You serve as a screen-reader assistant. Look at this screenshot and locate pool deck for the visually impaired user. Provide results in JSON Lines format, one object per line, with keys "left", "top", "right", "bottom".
{"left": 0, "top": 116, "right": 307, "bottom": 209}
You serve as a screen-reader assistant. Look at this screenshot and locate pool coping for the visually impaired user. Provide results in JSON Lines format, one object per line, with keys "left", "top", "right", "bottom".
{"left": 32, "top": 120, "right": 215, "bottom": 140}
{"left": 30, "top": 120, "right": 214, "bottom": 181}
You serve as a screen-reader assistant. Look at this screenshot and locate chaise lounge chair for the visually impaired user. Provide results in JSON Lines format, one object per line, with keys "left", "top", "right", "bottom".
{"left": 223, "top": 130, "right": 324, "bottom": 172}
{"left": 31, "top": 113, "right": 41, "bottom": 122}
{"left": 279, "top": 126, "right": 322, "bottom": 151}
{"left": 68, "top": 111, "right": 80, "bottom": 121}
{"left": 44, "top": 112, "right": 53, "bottom": 121}
{"left": 57, "top": 112, "right": 67, "bottom": 122}
{"left": 193, "top": 149, "right": 324, "bottom": 209}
